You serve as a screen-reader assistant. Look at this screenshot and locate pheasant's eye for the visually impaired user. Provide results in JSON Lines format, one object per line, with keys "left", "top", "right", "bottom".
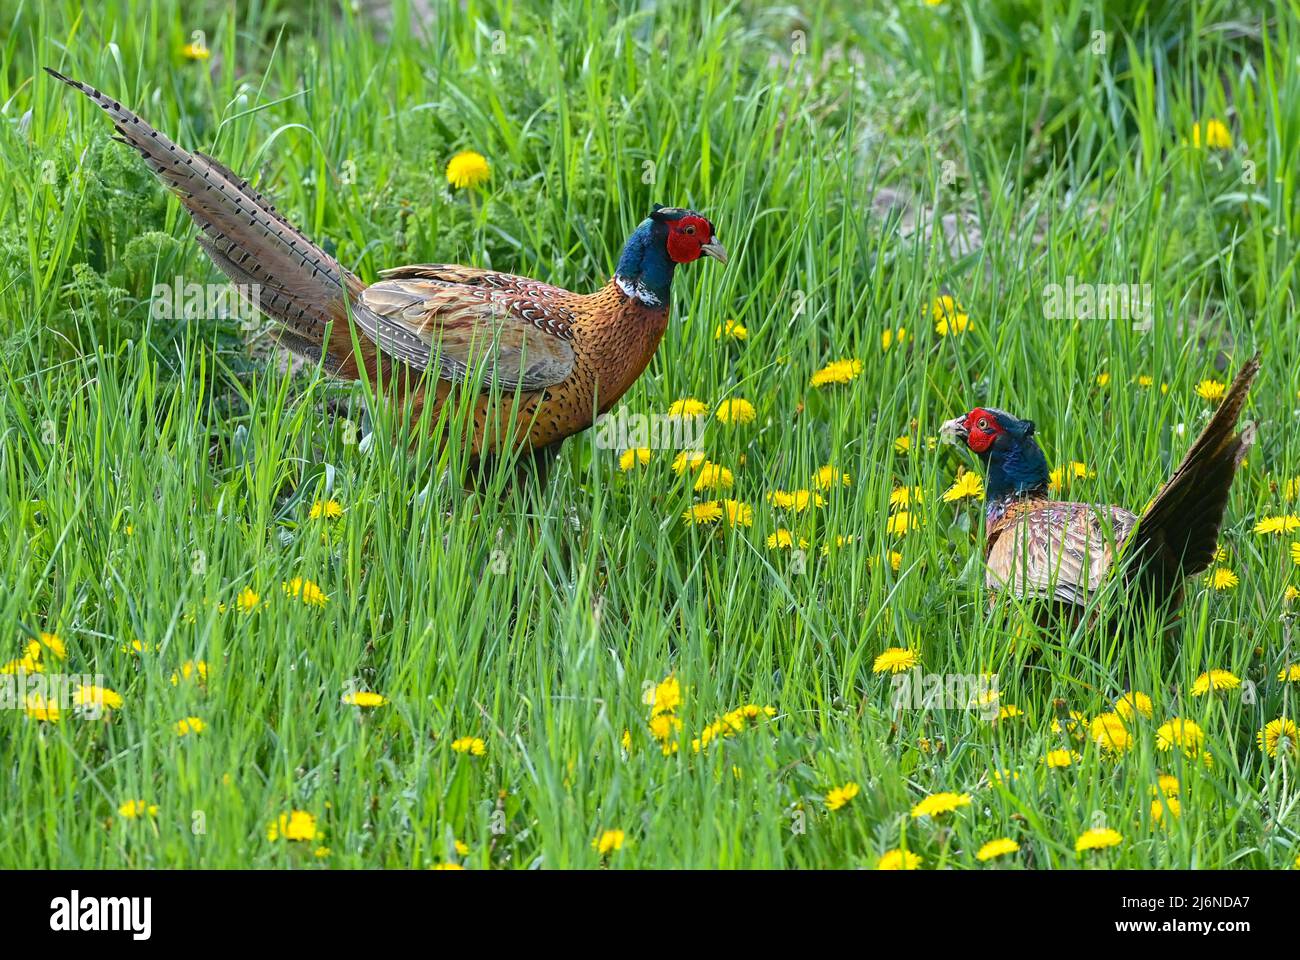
{"left": 977, "top": 418, "right": 989, "bottom": 431}
{"left": 683, "top": 225, "right": 696, "bottom": 235}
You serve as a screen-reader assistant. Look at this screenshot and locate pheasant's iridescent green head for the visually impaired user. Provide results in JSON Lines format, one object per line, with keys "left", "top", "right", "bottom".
{"left": 941, "top": 407, "right": 1049, "bottom": 503}
{"left": 615, "top": 204, "right": 726, "bottom": 308}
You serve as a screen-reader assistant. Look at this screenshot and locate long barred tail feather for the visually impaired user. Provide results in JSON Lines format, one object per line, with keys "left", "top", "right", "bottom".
{"left": 1129, "top": 352, "right": 1260, "bottom": 607}
{"left": 45, "top": 67, "right": 369, "bottom": 373}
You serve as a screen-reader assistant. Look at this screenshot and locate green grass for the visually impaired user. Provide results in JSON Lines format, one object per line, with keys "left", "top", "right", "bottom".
{"left": 1, "top": 0, "right": 1298, "bottom": 868}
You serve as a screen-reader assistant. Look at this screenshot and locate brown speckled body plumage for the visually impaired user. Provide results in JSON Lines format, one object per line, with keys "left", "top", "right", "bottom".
{"left": 352, "top": 265, "right": 670, "bottom": 459}
{"left": 47, "top": 69, "right": 717, "bottom": 472}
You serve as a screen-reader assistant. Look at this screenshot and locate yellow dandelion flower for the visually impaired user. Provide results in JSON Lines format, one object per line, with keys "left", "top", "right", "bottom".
{"left": 721, "top": 499, "right": 753, "bottom": 528}
{"left": 342, "top": 691, "right": 388, "bottom": 707}
{"left": 1278, "top": 664, "right": 1300, "bottom": 682}
{"left": 1254, "top": 515, "right": 1300, "bottom": 535}
{"left": 682, "top": 501, "right": 723, "bottom": 525}
{"left": 72, "top": 685, "right": 124, "bottom": 712}
{"left": 810, "top": 358, "right": 863, "bottom": 388}
{"left": 1075, "top": 827, "right": 1123, "bottom": 852}
{"left": 174, "top": 716, "right": 206, "bottom": 736}
{"left": 117, "top": 800, "right": 159, "bottom": 819}
{"left": 1, "top": 650, "right": 43, "bottom": 674}
{"left": 825, "top": 782, "right": 860, "bottom": 811}
{"left": 1151, "top": 796, "right": 1182, "bottom": 824}
{"left": 886, "top": 511, "right": 920, "bottom": 535}
{"left": 716, "top": 398, "right": 756, "bottom": 425}
{"left": 1257, "top": 718, "right": 1297, "bottom": 757}
{"left": 998, "top": 704, "right": 1024, "bottom": 720}
{"left": 1195, "top": 378, "right": 1226, "bottom": 401}
{"left": 941, "top": 470, "right": 983, "bottom": 502}
{"left": 1191, "top": 119, "right": 1233, "bottom": 150}
{"left": 267, "top": 810, "right": 322, "bottom": 842}
{"left": 181, "top": 42, "right": 210, "bottom": 61}
{"left": 930, "top": 295, "right": 971, "bottom": 336}
{"left": 893, "top": 435, "right": 912, "bottom": 455}
{"left": 618, "top": 447, "right": 651, "bottom": 471}
{"left": 933, "top": 309, "right": 972, "bottom": 336}
{"left": 1096, "top": 372, "right": 1111, "bottom": 388}
{"left": 767, "top": 489, "right": 824, "bottom": 511}
{"left": 446, "top": 150, "right": 490, "bottom": 189}
{"left": 1191, "top": 669, "right": 1241, "bottom": 696}
{"left": 910, "top": 792, "right": 972, "bottom": 818}
{"left": 976, "top": 837, "right": 1020, "bottom": 862}
{"left": 873, "top": 647, "right": 919, "bottom": 674}
{"left": 24, "top": 693, "right": 60, "bottom": 722}
{"left": 881, "top": 326, "right": 908, "bottom": 350}
{"left": 1156, "top": 718, "right": 1205, "bottom": 755}
{"left": 652, "top": 712, "right": 686, "bottom": 741}
{"left": 236, "top": 586, "right": 261, "bottom": 613}
{"left": 645, "top": 675, "right": 681, "bottom": 716}
{"left": 451, "top": 736, "right": 487, "bottom": 756}
{"left": 890, "top": 485, "right": 922, "bottom": 509}
{"left": 693, "top": 461, "right": 734, "bottom": 491}
{"left": 1052, "top": 711, "right": 1089, "bottom": 739}
{"left": 1115, "top": 691, "right": 1153, "bottom": 720}
{"left": 877, "top": 848, "right": 922, "bottom": 870}
{"left": 309, "top": 499, "right": 344, "bottom": 520}
{"left": 283, "top": 577, "right": 328, "bottom": 606}
{"left": 1090, "top": 713, "right": 1132, "bottom": 754}
{"left": 1043, "top": 749, "right": 1081, "bottom": 768}
{"left": 1048, "top": 461, "right": 1093, "bottom": 493}
{"left": 170, "top": 660, "right": 209, "bottom": 685}
{"left": 820, "top": 534, "right": 859, "bottom": 555}
{"left": 592, "top": 829, "right": 625, "bottom": 855}
{"left": 38, "top": 632, "right": 67, "bottom": 660}
{"left": 1152, "top": 775, "right": 1180, "bottom": 797}
{"left": 1207, "top": 567, "right": 1239, "bottom": 590}
{"left": 812, "top": 465, "right": 851, "bottom": 490}
{"left": 430, "top": 862, "right": 464, "bottom": 870}
{"left": 766, "top": 528, "right": 808, "bottom": 550}
{"left": 714, "top": 319, "right": 748, "bottom": 341}
{"left": 671, "top": 450, "right": 707, "bottom": 474}
{"left": 667, "top": 398, "right": 709, "bottom": 417}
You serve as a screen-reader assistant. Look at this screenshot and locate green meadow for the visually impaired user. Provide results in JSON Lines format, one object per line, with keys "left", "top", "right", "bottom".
{"left": 1, "top": 0, "right": 1298, "bottom": 868}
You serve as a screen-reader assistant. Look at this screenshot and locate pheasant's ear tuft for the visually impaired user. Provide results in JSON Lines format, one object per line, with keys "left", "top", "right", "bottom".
{"left": 1022, "top": 420, "right": 1036, "bottom": 437}
{"left": 649, "top": 205, "right": 689, "bottom": 223}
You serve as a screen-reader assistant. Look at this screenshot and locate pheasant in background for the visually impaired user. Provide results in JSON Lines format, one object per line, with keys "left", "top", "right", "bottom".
{"left": 939, "top": 354, "right": 1260, "bottom": 615}
{"left": 46, "top": 69, "right": 727, "bottom": 474}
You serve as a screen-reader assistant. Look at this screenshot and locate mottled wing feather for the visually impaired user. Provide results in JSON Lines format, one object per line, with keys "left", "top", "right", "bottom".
{"left": 986, "top": 502, "right": 1138, "bottom": 605}
{"left": 356, "top": 276, "right": 577, "bottom": 392}
{"left": 377, "top": 263, "right": 574, "bottom": 302}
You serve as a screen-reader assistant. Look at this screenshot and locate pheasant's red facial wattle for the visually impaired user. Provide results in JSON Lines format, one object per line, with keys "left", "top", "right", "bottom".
{"left": 665, "top": 215, "right": 714, "bottom": 263}
{"left": 964, "top": 408, "right": 1004, "bottom": 454}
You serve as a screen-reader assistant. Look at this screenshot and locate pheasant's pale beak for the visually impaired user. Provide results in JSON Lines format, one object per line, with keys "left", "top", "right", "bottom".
{"left": 700, "top": 237, "right": 728, "bottom": 265}
{"left": 939, "top": 416, "right": 969, "bottom": 445}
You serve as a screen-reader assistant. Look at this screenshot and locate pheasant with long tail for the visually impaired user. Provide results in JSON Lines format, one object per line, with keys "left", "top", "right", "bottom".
{"left": 46, "top": 69, "right": 727, "bottom": 474}
{"left": 940, "top": 354, "right": 1260, "bottom": 616}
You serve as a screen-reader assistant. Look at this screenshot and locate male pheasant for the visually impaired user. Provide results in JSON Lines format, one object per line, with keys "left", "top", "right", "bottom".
{"left": 46, "top": 69, "right": 727, "bottom": 473}
{"left": 939, "top": 354, "right": 1259, "bottom": 615}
